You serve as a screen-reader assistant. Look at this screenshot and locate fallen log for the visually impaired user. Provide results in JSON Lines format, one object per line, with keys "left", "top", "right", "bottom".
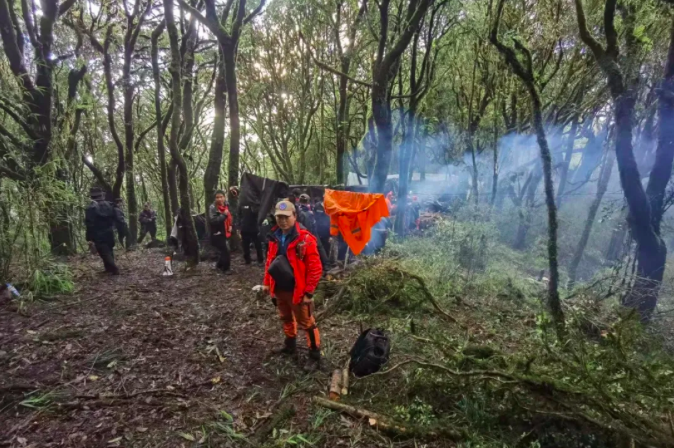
{"left": 329, "top": 370, "right": 341, "bottom": 401}
{"left": 341, "top": 360, "right": 349, "bottom": 396}
{"left": 312, "top": 396, "right": 463, "bottom": 441}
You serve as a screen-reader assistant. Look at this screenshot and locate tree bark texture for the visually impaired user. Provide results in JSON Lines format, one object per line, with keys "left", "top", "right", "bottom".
{"left": 164, "top": 0, "right": 200, "bottom": 265}
{"left": 555, "top": 117, "right": 579, "bottom": 207}
{"left": 574, "top": 0, "right": 666, "bottom": 319}
{"left": 151, "top": 21, "right": 173, "bottom": 241}
{"left": 123, "top": 1, "right": 151, "bottom": 247}
{"left": 370, "top": 0, "right": 433, "bottom": 193}
{"left": 492, "top": 0, "right": 565, "bottom": 338}
{"left": 204, "top": 51, "right": 227, "bottom": 207}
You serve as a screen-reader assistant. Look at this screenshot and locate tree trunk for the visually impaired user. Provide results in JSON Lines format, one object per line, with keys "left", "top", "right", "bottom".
{"left": 568, "top": 150, "right": 615, "bottom": 288}
{"left": 624, "top": 17, "right": 674, "bottom": 317}
{"left": 513, "top": 168, "right": 542, "bottom": 250}
{"left": 123, "top": 78, "right": 138, "bottom": 247}
{"left": 468, "top": 137, "right": 479, "bottom": 204}
{"left": 168, "top": 159, "right": 180, "bottom": 216}
{"left": 491, "top": 0, "right": 564, "bottom": 337}
{"left": 223, "top": 41, "right": 241, "bottom": 250}
{"left": 574, "top": 0, "right": 664, "bottom": 319}
{"left": 395, "top": 111, "right": 415, "bottom": 235}
{"left": 555, "top": 117, "right": 578, "bottom": 207}
{"left": 50, "top": 67, "right": 86, "bottom": 255}
{"left": 336, "top": 68, "right": 349, "bottom": 185}
{"left": 490, "top": 120, "right": 499, "bottom": 207}
{"left": 151, "top": 21, "right": 173, "bottom": 241}
{"left": 646, "top": 18, "right": 674, "bottom": 236}
{"left": 613, "top": 93, "right": 664, "bottom": 317}
{"left": 164, "top": 0, "right": 199, "bottom": 266}
{"left": 371, "top": 89, "right": 393, "bottom": 193}
{"left": 204, "top": 50, "right": 226, "bottom": 207}
{"left": 529, "top": 85, "right": 565, "bottom": 338}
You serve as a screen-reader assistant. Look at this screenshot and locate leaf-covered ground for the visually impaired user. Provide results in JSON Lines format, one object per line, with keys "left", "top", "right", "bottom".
{"left": 0, "top": 249, "right": 370, "bottom": 448}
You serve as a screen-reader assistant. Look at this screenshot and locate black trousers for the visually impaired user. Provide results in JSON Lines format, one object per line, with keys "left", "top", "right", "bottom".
{"left": 316, "top": 236, "right": 329, "bottom": 270}
{"left": 138, "top": 222, "right": 157, "bottom": 244}
{"left": 211, "top": 234, "right": 230, "bottom": 271}
{"left": 95, "top": 243, "right": 119, "bottom": 274}
{"left": 241, "top": 231, "right": 263, "bottom": 263}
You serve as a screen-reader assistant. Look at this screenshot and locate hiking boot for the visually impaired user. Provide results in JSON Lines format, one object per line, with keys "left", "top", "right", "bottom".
{"left": 274, "top": 337, "right": 297, "bottom": 356}
{"left": 303, "top": 349, "right": 321, "bottom": 372}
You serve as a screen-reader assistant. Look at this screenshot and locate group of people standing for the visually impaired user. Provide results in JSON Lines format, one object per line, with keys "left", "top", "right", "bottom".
{"left": 85, "top": 186, "right": 330, "bottom": 370}
{"left": 204, "top": 187, "right": 327, "bottom": 371}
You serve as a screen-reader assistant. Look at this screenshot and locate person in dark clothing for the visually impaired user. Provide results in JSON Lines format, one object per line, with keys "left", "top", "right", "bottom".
{"left": 85, "top": 188, "right": 126, "bottom": 274}
{"left": 298, "top": 194, "right": 316, "bottom": 234}
{"left": 298, "top": 194, "right": 329, "bottom": 270}
{"left": 238, "top": 201, "right": 264, "bottom": 265}
{"left": 138, "top": 202, "right": 158, "bottom": 244}
{"left": 208, "top": 190, "right": 233, "bottom": 273}
{"left": 114, "top": 198, "right": 129, "bottom": 247}
{"left": 314, "top": 203, "right": 331, "bottom": 258}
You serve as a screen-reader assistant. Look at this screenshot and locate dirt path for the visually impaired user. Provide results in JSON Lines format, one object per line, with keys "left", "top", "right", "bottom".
{"left": 0, "top": 249, "right": 359, "bottom": 447}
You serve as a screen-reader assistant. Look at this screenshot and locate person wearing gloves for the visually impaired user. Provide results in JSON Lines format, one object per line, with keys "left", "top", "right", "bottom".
{"left": 263, "top": 200, "right": 323, "bottom": 371}
{"left": 208, "top": 190, "right": 233, "bottom": 274}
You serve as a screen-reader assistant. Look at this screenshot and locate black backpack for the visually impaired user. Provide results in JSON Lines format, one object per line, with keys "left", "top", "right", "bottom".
{"left": 349, "top": 328, "right": 391, "bottom": 378}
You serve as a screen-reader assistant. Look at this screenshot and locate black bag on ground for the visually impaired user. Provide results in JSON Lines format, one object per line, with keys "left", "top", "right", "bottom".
{"left": 349, "top": 328, "right": 390, "bottom": 378}
{"left": 268, "top": 254, "right": 295, "bottom": 291}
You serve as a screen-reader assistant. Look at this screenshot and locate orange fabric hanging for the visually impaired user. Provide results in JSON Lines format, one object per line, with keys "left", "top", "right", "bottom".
{"left": 323, "top": 189, "right": 390, "bottom": 255}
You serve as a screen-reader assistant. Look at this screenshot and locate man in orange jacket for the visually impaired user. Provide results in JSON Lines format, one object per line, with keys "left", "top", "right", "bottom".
{"left": 263, "top": 200, "right": 323, "bottom": 371}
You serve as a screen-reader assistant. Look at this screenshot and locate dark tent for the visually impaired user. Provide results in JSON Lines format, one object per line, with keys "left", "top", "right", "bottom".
{"left": 240, "top": 173, "right": 290, "bottom": 226}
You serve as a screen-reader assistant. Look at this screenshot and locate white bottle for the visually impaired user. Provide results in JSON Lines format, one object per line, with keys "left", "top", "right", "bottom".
{"left": 163, "top": 256, "right": 174, "bottom": 276}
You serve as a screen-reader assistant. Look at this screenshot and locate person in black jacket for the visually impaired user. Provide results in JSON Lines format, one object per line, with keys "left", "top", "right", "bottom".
{"left": 138, "top": 202, "right": 157, "bottom": 244}
{"left": 297, "top": 194, "right": 329, "bottom": 271}
{"left": 85, "top": 188, "right": 127, "bottom": 275}
{"left": 208, "top": 190, "right": 233, "bottom": 274}
{"left": 238, "top": 201, "right": 264, "bottom": 265}
{"left": 114, "top": 198, "right": 129, "bottom": 248}
{"left": 314, "top": 202, "right": 331, "bottom": 258}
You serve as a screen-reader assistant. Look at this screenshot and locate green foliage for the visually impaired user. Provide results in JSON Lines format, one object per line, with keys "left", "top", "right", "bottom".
{"left": 29, "top": 263, "right": 75, "bottom": 297}
{"left": 329, "top": 219, "right": 674, "bottom": 446}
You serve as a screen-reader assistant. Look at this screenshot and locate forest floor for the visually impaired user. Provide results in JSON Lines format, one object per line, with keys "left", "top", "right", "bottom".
{"left": 3, "top": 231, "right": 674, "bottom": 448}
{"left": 0, "top": 248, "right": 366, "bottom": 448}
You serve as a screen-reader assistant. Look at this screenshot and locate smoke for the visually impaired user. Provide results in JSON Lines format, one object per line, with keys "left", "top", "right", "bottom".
{"left": 347, "top": 112, "right": 615, "bottom": 210}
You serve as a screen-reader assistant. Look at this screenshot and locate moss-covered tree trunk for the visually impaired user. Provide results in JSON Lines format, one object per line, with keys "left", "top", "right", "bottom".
{"left": 492, "top": 0, "right": 565, "bottom": 338}
{"left": 163, "top": 0, "right": 199, "bottom": 266}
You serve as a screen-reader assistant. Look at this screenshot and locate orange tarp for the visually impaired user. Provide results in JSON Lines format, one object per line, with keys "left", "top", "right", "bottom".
{"left": 323, "top": 189, "right": 390, "bottom": 256}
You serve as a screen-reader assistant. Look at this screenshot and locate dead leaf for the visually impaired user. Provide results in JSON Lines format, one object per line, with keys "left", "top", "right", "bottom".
{"left": 215, "top": 346, "right": 225, "bottom": 363}
{"left": 178, "top": 432, "right": 195, "bottom": 441}
{"left": 88, "top": 375, "right": 99, "bottom": 381}
{"left": 107, "top": 437, "right": 122, "bottom": 445}
{"left": 17, "top": 437, "right": 27, "bottom": 445}
{"left": 136, "top": 427, "right": 148, "bottom": 432}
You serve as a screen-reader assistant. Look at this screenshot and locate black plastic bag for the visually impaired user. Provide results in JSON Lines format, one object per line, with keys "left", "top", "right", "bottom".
{"left": 349, "top": 328, "right": 390, "bottom": 378}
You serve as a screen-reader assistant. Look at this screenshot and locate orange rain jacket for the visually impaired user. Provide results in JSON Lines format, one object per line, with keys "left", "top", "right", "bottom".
{"left": 323, "top": 189, "right": 390, "bottom": 255}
